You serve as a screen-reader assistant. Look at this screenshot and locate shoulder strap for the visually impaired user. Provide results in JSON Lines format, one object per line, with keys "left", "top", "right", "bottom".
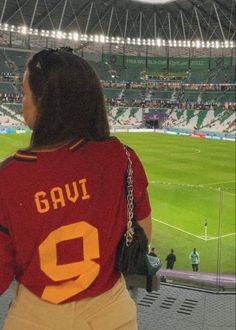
{"left": 123, "top": 145, "right": 135, "bottom": 247}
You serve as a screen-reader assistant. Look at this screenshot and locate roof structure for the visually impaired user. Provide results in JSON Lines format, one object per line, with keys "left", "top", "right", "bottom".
{"left": 0, "top": 0, "right": 235, "bottom": 42}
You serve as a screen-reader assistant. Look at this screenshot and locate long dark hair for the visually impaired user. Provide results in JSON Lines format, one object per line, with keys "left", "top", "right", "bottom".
{"left": 26, "top": 48, "right": 109, "bottom": 148}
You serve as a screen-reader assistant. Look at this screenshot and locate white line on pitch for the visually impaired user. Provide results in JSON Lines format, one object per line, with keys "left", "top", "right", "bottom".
{"left": 152, "top": 218, "right": 204, "bottom": 240}
{"left": 205, "top": 232, "right": 236, "bottom": 240}
{"left": 199, "top": 180, "right": 236, "bottom": 186}
{"left": 153, "top": 218, "right": 236, "bottom": 241}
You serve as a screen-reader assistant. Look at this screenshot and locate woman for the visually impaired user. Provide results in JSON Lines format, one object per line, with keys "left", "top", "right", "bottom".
{"left": 0, "top": 48, "right": 152, "bottom": 329}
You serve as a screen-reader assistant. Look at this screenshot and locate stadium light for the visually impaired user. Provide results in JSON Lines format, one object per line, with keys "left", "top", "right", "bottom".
{"left": 0, "top": 23, "right": 235, "bottom": 49}
{"left": 100, "top": 35, "right": 105, "bottom": 43}
{"left": 156, "top": 38, "right": 161, "bottom": 46}
{"left": 72, "top": 32, "right": 79, "bottom": 41}
{"left": 196, "top": 40, "right": 200, "bottom": 48}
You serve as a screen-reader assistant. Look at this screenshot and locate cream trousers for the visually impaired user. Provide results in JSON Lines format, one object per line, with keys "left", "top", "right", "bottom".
{"left": 3, "top": 276, "right": 137, "bottom": 330}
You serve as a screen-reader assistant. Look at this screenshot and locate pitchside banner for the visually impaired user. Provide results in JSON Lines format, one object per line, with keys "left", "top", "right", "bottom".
{"left": 103, "top": 54, "right": 232, "bottom": 71}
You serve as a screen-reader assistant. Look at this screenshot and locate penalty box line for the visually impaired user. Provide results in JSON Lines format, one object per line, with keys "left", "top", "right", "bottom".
{"left": 152, "top": 218, "right": 236, "bottom": 241}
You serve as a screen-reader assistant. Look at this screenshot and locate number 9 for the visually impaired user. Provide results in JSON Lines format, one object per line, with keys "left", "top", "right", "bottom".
{"left": 38, "top": 221, "right": 100, "bottom": 304}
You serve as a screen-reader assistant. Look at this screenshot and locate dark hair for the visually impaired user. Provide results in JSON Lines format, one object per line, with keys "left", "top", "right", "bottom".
{"left": 26, "top": 48, "right": 109, "bottom": 148}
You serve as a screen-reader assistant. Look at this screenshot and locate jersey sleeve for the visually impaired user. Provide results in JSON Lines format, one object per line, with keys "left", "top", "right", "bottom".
{"left": 129, "top": 148, "right": 151, "bottom": 220}
{"left": 0, "top": 188, "right": 15, "bottom": 295}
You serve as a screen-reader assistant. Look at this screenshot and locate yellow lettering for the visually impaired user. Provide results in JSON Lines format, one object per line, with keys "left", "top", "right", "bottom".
{"left": 35, "top": 191, "right": 50, "bottom": 214}
{"left": 50, "top": 187, "right": 66, "bottom": 209}
{"left": 79, "top": 179, "right": 90, "bottom": 200}
{"left": 65, "top": 181, "right": 79, "bottom": 203}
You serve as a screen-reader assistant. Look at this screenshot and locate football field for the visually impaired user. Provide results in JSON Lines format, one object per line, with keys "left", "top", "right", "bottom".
{"left": 0, "top": 132, "right": 235, "bottom": 274}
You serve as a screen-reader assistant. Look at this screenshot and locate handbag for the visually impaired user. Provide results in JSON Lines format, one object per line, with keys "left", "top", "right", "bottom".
{"left": 115, "top": 145, "right": 149, "bottom": 275}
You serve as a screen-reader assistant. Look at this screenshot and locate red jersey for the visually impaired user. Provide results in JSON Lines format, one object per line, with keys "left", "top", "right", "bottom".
{"left": 0, "top": 137, "right": 151, "bottom": 304}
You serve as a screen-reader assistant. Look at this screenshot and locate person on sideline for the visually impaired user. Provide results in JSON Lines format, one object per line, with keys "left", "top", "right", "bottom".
{"left": 0, "top": 48, "right": 152, "bottom": 330}
{"left": 148, "top": 247, "right": 157, "bottom": 257}
{"left": 189, "top": 248, "right": 200, "bottom": 272}
{"left": 165, "top": 249, "right": 176, "bottom": 270}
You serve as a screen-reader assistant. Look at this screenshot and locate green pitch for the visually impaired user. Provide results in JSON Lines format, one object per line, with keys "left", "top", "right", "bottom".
{"left": 1, "top": 132, "right": 235, "bottom": 274}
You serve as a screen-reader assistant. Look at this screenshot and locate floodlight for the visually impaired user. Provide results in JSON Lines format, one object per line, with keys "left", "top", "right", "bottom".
{"left": 72, "top": 32, "right": 79, "bottom": 41}
{"left": 89, "top": 35, "right": 94, "bottom": 41}
{"left": 156, "top": 38, "right": 161, "bottom": 46}
{"left": 56, "top": 30, "right": 62, "bottom": 39}
{"left": 224, "top": 40, "right": 229, "bottom": 48}
{"left": 196, "top": 40, "right": 200, "bottom": 48}
{"left": 100, "top": 35, "right": 105, "bottom": 43}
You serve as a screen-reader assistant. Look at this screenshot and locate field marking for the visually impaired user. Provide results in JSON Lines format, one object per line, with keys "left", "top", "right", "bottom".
{"left": 191, "top": 148, "right": 201, "bottom": 154}
{"left": 153, "top": 218, "right": 236, "bottom": 241}
{"left": 199, "top": 180, "right": 236, "bottom": 186}
{"left": 152, "top": 218, "right": 204, "bottom": 240}
{"left": 149, "top": 180, "right": 236, "bottom": 193}
{"left": 169, "top": 147, "right": 201, "bottom": 155}
{"left": 202, "top": 233, "right": 236, "bottom": 241}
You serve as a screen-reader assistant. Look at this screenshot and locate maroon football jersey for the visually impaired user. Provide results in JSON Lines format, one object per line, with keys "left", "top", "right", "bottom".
{"left": 0, "top": 137, "right": 151, "bottom": 304}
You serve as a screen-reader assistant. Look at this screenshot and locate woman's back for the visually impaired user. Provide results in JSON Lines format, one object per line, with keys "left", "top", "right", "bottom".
{"left": 0, "top": 137, "right": 149, "bottom": 304}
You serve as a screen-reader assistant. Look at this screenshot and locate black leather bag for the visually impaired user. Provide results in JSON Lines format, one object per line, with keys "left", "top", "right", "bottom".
{"left": 116, "top": 221, "right": 148, "bottom": 275}
{"left": 115, "top": 145, "right": 149, "bottom": 275}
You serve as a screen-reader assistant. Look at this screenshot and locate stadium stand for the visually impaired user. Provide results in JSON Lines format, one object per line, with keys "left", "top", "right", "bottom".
{"left": 0, "top": 1, "right": 235, "bottom": 328}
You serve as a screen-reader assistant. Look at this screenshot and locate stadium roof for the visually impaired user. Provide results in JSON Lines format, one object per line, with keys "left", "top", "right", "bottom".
{"left": 0, "top": 0, "right": 235, "bottom": 41}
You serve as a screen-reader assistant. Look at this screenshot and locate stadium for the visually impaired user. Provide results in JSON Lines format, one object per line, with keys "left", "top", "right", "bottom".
{"left": 0, "top": 0, "right": 235, "bottom": 329}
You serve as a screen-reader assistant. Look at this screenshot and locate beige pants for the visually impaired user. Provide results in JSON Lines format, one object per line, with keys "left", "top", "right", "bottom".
{"left": 3, "top": 277, "right": 137, "bottom": 330}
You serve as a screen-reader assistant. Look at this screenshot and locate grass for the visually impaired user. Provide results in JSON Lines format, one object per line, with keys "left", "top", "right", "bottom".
{"left": 1, "top": 132, "right": 235, "bottom": 274}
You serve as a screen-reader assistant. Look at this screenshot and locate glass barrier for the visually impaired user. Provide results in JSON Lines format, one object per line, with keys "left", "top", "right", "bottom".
{"left": 150, "top": 182, "right": 235, "bottom": 291}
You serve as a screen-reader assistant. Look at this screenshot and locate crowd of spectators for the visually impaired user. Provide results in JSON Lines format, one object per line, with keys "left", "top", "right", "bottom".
{"left": 0, "top": 73, "right": 235, "bottom": 111}
{"left": 106, "top": 98, "right": 236, "bottom": 111}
